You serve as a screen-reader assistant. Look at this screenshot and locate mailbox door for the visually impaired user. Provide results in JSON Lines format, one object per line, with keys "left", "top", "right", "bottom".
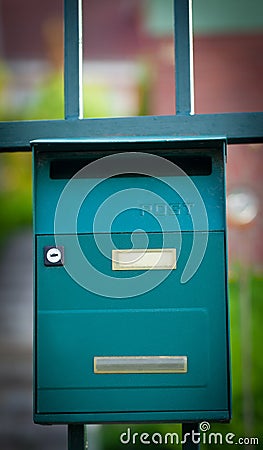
{"left": 35, "top": 230, "right": 230, "bottom": 423}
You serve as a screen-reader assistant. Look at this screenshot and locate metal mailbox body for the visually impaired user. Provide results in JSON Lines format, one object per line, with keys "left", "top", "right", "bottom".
{"left": 33, "top": 137, "right": 231, "bottom": 424}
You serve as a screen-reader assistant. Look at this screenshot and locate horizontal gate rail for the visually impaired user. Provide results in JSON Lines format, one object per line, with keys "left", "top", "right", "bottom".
{"left": 0, "top": 112, "right": 262, "bottom": 152}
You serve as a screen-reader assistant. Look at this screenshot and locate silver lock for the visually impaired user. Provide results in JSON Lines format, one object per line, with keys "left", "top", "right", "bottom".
{"left": 44, "top": 246, "right": 64, "bottom": 266}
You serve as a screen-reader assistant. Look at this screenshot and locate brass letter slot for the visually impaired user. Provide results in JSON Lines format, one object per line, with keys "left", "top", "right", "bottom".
{"left": 94, "top": 356, "right": 187, "bottom": 374}
{"left": 112, "top": 249, "right": 176, "bottom": 271}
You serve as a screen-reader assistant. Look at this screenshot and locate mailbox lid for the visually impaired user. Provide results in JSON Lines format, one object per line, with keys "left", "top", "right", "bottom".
{"left": 33, "top": 138, "right": 227, "bottom": 234}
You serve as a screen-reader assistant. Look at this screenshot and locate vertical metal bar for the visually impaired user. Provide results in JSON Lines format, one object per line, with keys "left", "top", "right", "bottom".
{"left": 68, "top": 424, "right": 87, "bottom": 450}
{"left": 182, "top": 423, "right": 200, "bottom": 449}
{"left": 64, "top": 0, "right": 83, "bottom": 119}
{"left": 174, "top": 0, "right": 194, "bottom": 115}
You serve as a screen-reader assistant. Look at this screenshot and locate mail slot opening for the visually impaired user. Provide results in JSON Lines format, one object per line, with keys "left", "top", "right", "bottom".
{"left": 112, "top": 248, "right": 176, "bottom": 270}
{"left": 94, "top": 356, "right": 188, "bottom": 374}
{"left": 50, "top": 154, "right": 212, "bottom": 179}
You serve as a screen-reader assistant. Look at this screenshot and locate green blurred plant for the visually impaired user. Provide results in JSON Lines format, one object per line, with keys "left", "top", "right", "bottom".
{"left": 0, "top": 59, "right": 149, "bottom": 248}
{"left": 0, "top": 63, "right": 64, "bottom": 248}
{"left": 0, "top": 153, "right": 32, "bottom": 249}
{"left": 0, "top": 63, "right": 109, "bottom": 249}
{"left": 22, "top": 72, "right": 64, "bottom": 120}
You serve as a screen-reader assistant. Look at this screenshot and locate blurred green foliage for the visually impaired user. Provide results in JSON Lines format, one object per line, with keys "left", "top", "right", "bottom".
{"left": 0, "top": 65, "right": 63, "bottom": 250}
{"left": 0, "top": 152, "right": 32, "bottom": 249}
{"left": 0, "top": 60, "right": 149, "bottom": 245}
{"left": 22, "top": 72, "right": 64, "bottom": 120}
{"left": 0, "top": 63, "right": 116, "bottom": 247}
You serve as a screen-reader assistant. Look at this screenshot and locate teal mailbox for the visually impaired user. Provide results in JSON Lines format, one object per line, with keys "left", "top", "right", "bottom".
{"left": 32, "top": 137, "right": 231, "bottom": 424}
